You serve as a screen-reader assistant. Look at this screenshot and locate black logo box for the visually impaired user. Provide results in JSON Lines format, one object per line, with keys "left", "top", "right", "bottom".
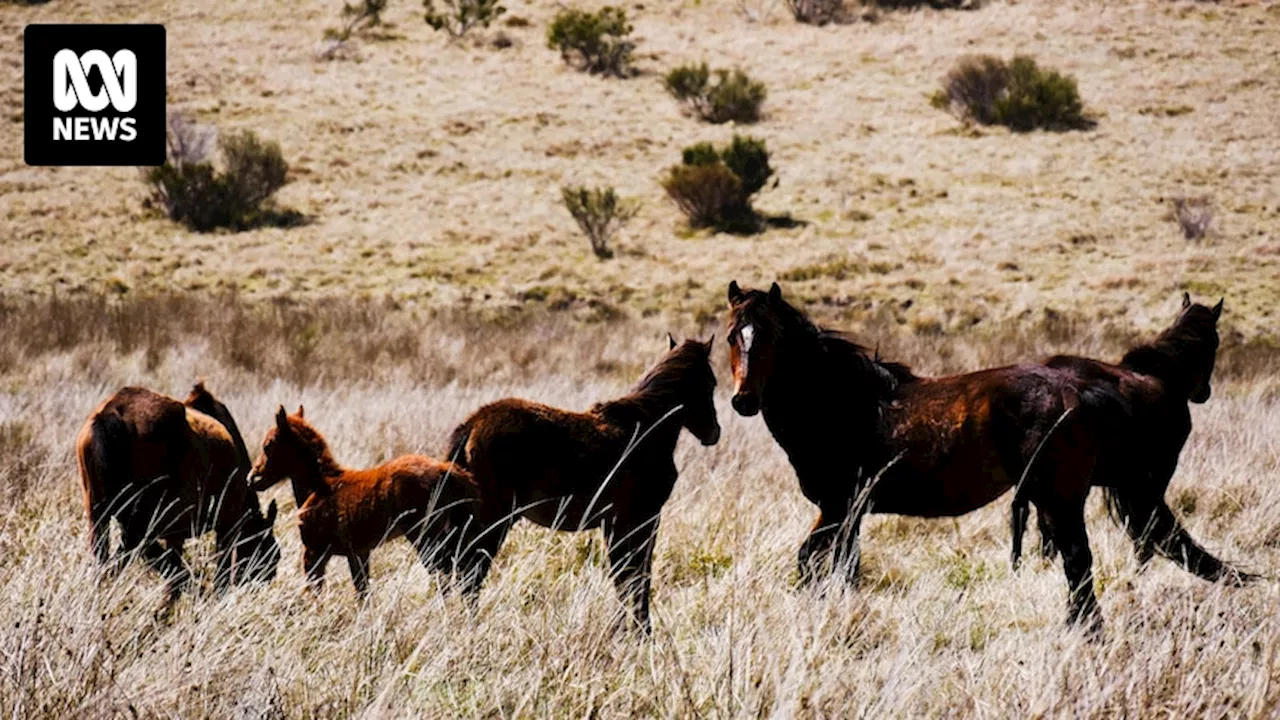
{"left": 24, "top": 24, "right": 166, "bottom": 167}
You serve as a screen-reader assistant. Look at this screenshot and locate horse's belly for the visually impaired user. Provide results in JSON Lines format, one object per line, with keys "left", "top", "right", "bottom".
{"left": 521, "top": 494, "right": 604, "bottom": 530}
{"left": 871, "top": 465, "right": 1014, "bottom": 518}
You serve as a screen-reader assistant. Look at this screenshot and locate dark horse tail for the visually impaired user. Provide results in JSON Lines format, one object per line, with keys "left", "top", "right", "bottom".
{"left": 1010, "top": 381, "right": 1128, "bottom": 569}
{"left": 1102, "top": 486, "right": 1257, "bottom": 586}
{"left": 446, "top": 419, "right": 474, "bottom": 471}
{"left": 79, "top": 410, "right": 130, "bottom": 565}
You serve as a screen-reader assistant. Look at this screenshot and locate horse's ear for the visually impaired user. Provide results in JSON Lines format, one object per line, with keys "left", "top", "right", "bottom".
{"left": 193, "top": 380, "right": 207, "bottom": 394}
{"left": 1212, "top": 297, "right": 1224, "bottom": 319}
{"left": 275, "top": 406, "right": 289, "bottom": 432}
{"left": 296, "top": 405, "right": 304, "bottom": 418}
{"left": 1182, "top": 291, "right": 1192, "bottom": 309}
{"left": 728, "top": 280, "right": 744, "bottom": 305}
{"left": 265, "top": 500, "right": 278, "bottom": 525}
{"left": 668, "top": 333, "right": 678, "bottom": 350}
{"left": 768, "top": 282, "right": 782, "bottom": 306}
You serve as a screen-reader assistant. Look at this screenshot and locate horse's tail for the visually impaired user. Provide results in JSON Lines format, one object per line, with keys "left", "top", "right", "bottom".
{"left": 1010, "top": 379, "right": 1129, "bottom": 569}
{"left": 78, "top": 410, "right": 129, "bottom": 565}
{"left": 445, "top": 419, "right": 474, "bottom": 471}
{"left": 1102, "top": 485, "right": 1257, "bottom": 586}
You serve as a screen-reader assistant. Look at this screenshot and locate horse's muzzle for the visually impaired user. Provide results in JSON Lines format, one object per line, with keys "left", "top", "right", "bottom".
{"left": 731, "top": 393, "right": 760, "bottom": 417}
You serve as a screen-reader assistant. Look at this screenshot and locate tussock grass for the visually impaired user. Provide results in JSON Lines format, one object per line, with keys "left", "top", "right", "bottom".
{"left": 0, "top": 295, "right": 1277, "bottom": 715}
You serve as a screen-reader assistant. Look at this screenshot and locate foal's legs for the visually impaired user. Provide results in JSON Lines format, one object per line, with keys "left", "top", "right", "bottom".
{"left": 347, "top": 553, "right": 371, "bottom": 600}
{"left": 604, "top": 511, "right": 661, "bottom": 634}
{"left": 303, "top": 545, "right": 332, "bottom": 594}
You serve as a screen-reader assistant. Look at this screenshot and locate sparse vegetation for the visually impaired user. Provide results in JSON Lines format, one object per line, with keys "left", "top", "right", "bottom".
{"left": 547, "top": 6, "right": 635, "bottom": 77}
{"left": 1172, "top": 196, "right": 1214, "bottom": 241}
{"left": 932, "top": 55, "right": 1089, "bottom": 132}
{"left": 664, "top": 63, "right": 767, "bottom": 124}
{"left": 561, "top": 185, "right": 639, "bottom": 259}
{"left": 144, "top": 116, "right": 300, "bottom": 233}
{"left": 324, "top": 0, "right": 389, "bottom": 43}
{"left": 662, "top": 135, "right": 774, "bottom": 233}
{"left": 784, "top": 0, "right": 846, "bottom": 26}
{"left": 424, "top": 0, "right": 507, "bottom": 38}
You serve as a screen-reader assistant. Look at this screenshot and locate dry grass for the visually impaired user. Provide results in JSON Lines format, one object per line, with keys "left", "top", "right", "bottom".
{"left": 3, "top": 1, "right": 1280, "bottom": 336}
{"left": 0, "top": 295, "right": 1278, "bottom": 716}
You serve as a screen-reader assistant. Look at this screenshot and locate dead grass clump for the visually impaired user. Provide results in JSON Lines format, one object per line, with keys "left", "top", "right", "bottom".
{"left": 663, "top": 63, "right": 767, "bottom": 124}
{"left": 547, "top": 6, "right": 635, "bottom": 77}
{"left": 424, "top": 0, "right": 507, "bottom": 38}
{"left": 561, "top": 185, "right": 639, "bottom": 259}
{"left": 144, "top": 116, "right": 303, "bottom": 232}
{"left": 1172, "top": 196, "right": 1214, "bottom": 241}
{"left": 661, "top": 135, "right": 774, "bottom": 234}
{"left": 325, "top": 0, "right": 388, "bottom": 42}
{"left": 932, "top": 55, "right": 1090, "bottom": 132}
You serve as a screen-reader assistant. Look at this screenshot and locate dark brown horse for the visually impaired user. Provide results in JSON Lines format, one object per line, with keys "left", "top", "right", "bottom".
{"left": 445, "top": 336, "right": 721, "bottom": 632}
{"left": 1011, "top": 294, "right": 1255, "bottom": 585}
{"left": 76, "top": 383, "right": 280, "bottom": 606}
{"left": 248, "top": 407, "right": 479, "bottom": 599}
{"left": 725, "top": 282, "right": 1127, "bottom": 631}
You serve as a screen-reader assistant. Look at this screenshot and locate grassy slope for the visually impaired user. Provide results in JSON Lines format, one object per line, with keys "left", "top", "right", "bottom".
{"left": 2, "top": 0, "right": 1279, "bottom": 335}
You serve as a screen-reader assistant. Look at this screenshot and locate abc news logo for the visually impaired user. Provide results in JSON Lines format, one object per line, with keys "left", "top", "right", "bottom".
{"left": 25, "top": 24, "right": 165, "bottom": 166}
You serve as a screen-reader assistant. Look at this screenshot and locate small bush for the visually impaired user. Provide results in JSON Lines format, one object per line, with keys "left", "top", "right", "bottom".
{"left": 424, "top": 0, "right": 506, "bottom": 37}
{"left": 661, "top": 135, "right": 773, "bottom": 233}
{"left": 325, "top": 0, "right": 389, "bottom": 41}
{"left": 1172, "top": 196, "right": 1213, "bottom": 241}
{"left": 784, "top": 0, "right": 846, "bottom": 25}
{"left": 664, "top": 63, "right": 767, "bottom": 124}
{"left": 934, "top": 55, "right": 1089, "bottom": 132}
{"left": 144, "top": 116, "right": 298, "bottom": 233}
{"left": 561, "top": 186, "right": 639, "bottom": 259}
{"left": 547, "top": 7, "right": 635, "bottom": 78}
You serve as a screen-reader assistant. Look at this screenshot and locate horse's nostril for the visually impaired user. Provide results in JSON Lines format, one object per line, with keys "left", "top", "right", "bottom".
{"left": 732, "top": 394, "right": 759, "bottom": 416}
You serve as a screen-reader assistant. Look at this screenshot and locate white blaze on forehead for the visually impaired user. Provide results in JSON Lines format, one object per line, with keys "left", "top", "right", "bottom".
{"left": 739, "top": 324, "right": 755, "bottom": 353}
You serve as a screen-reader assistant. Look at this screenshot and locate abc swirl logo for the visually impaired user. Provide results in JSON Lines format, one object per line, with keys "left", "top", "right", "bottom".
{"left": 25, "top": 24, "right": 165, "bottom": 167}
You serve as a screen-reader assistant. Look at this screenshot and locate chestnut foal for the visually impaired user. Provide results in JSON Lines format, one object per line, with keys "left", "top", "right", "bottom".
{"left": 249, "top": 407, "right": 478, "bottom": 599}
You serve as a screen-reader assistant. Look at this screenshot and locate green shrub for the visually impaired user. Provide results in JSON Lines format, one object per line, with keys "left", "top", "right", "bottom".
{"left": 664, "top": 63, "right": 766, "bottom": 124}
{"left": 424, "top": 0, "right": 506, "bottom": 37}
{"left": 561, "top": 185, "right": 639, "bottom": 259}
{"left": 661, "top": 135, "right": 773, "bottom": 233}
{"left": 325, "top": 0, "right": 389, "bottom": 41}
{"left": 145, "top": 117, "right": 298, "bottom": 232}
{"left": 547, "top": 7, "right": 635, "bottom": 77}
{"left": 934, "top": 54, "right": 1089, "bottom": 132}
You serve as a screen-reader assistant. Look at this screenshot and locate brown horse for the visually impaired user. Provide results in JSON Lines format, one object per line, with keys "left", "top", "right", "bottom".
{"left": 248, "top": 407, "right": 479, "bottom": 599}
{"left": 76, "top": 383, "right": 280, "bottom": 604}
{"left": 445, "top": 336, "right": 721, "bottom": 632}
{"left": 1010, "top": 294, "right": 1256, "bottom": 584}
{"left": 725, "top": 282, "right": 1128, "bottom": 631}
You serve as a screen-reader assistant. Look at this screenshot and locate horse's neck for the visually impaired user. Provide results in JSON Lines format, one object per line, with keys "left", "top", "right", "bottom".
{"left": 1121, "top": 342, "right": 1197, "bottom": 397}
{"left": 597, "top": 393, "right": 685, "bottom": 452}
{"left": 288, "top": 457, "right": 341, "bottom": 506}
{"left": 763, "top": 340, "right": 888, "bottom": 461}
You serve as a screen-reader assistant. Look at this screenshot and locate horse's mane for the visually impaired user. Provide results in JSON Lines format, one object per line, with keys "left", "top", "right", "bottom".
{"left": 186, "top": 382, "right": 253, "bottom": 475}
{"left": 1120, "top": 304, "right": 1219, "bottom": 384}
{"left": 756, "top": 292, "right": 919, "bottom": 394}
{"left": 592, "top": 341, "right": 709, "bottom": 424}
{"left": 284, "top": 416, "right": 343, "bottom": 479}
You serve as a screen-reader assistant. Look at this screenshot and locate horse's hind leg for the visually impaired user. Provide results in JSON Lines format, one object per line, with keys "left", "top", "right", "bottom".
{"left": 456, "top": 515, "right": 512, "bottom": 600}
{"left": 154, "top": 537, "right": 191, "bottom": 615}
{"left": 1010, "top": 499, "right": 1029, "bottom": 570}
{"left": 1038, "top": 496, "right": 1103, "bottom": 635}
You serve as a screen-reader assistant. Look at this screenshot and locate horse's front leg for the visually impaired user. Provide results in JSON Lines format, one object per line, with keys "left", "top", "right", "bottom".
{"left": 155, "top": 537, "right": 190, "bottom": 616}
{"left": 605, "top": 511, "right": 661, "bottom": 634}
{"left": 302, "top": 545, "right": 331, "bottom": 595}
{"left": 347, "top": 553, "right": 371, "bottom": 601}
{"left": 797, "top": 503, "right": 846, "bottom": 586}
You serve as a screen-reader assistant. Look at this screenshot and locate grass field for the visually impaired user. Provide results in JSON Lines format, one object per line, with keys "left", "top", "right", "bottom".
{"left": 3, "top": 0, "right": 1280, "bottom": 716}
{"left": 0, "top": 297, "right": 1277, "bottom": 716}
